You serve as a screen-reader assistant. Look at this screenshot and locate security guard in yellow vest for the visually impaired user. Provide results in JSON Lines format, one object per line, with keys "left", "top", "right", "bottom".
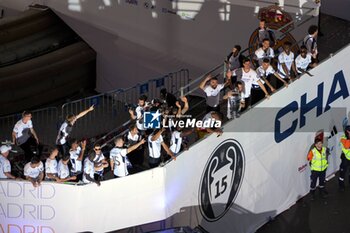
{"left": 307, "top": 138, "right": 329, "bottom": 199}
{"left": 338, "top": 126, "right": 350, "bottom": 191}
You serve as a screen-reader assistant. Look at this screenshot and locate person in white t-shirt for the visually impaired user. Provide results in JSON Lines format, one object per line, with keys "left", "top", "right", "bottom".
{"left": 148, "top": 128, "right": 176, "bottom": 168}
{"left": 45, "top": 147, "right": 59, "bottom": 181}
{"left": 125, "top": 124, "right": 144, "bottom": 168}
{"left": 110, "top": 136, "right": 145, "bottom": 178}
{"left": 83, "top": 157, "right": 102, "bottom": 186}
{"left": 199, "top": 75, "right": 230, "bottom": 113}
{"left": 57, "top": 155, "right": 76, "bottom": 182}
{"left": 197, "top": 111, "right": 223, "bottom": 139}
{"left": 0, "top": 145, "right": 17, "bottom": 179}
{"left": 56, "top": 105, "right": 94, "bottom": 157}
{"left": 295, "top": 45, "right": 316, "bottom": 75}
{"left": 257, "top": 58, "right": 289, "bottom": 91}
{"left": 12, "top": 111, "right": 41, "bottom": 162}
{"left": 254, "top": 39, "right": 275, "bottom": 67}
{"left": 89, "top": 144, "right": 108, "bottom": 180}
{"left": 24, "top": 157, "right": 44, "bottom": 187}
{"left": 232, "top": 58, "right": 270, "bottom": 109}
{"left": 69, "top": 139, "right": 86, "bottom": 179}
{"left": 129, "top": 95, "right": 149, "bottom": 132}
{"left": 169, "top": 126, "right": 193, "bottom": 155}
{"left": 277, "top": 42, "right": 298, "bottom": 82}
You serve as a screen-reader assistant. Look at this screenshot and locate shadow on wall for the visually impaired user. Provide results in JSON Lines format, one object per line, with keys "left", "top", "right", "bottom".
{"left": 106, "top": 203, "right": 277, "bottom": 233}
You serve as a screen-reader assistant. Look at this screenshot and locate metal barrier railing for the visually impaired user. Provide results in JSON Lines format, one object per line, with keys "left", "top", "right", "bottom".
{"left": 0, "top": 69, "right": 189, "bottom": 145}
{"left": 0, "top": 107, "right": 59, "bottom": 145}
{"left": 61, "top": 69, "right": 190, "bottom": 140}
{"left": 92, "top": 69, "right": 190, "bottom": 147}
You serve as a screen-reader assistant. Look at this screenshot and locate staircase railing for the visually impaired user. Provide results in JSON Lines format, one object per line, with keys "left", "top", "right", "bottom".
{"left": 0, "top": 69, "right": 190, "bottom": 145}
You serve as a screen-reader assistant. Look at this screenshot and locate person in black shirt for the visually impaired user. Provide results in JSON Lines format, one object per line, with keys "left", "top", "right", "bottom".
{"left": 160, "top": 88, "right": 177, "bottom": 108}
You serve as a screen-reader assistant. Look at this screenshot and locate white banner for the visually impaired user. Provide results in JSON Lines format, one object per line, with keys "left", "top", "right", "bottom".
{"left": 1, "top": 45, "right": 350, "bottom": 233}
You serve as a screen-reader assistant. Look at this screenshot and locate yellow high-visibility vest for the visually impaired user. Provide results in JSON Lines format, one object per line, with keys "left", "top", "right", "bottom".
{"left": 310, "top": 147, "right": 328, "bottom": 171}
{"left": 340, "top": 135, "right": 350, "bottom": 160}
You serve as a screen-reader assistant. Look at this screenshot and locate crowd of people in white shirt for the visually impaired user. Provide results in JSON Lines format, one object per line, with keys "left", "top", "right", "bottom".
{"left": 200, "top": 22, "right": 318, "bottom": 120}
{"left": 0, "top": 21, "right": 318, "bottom": 187}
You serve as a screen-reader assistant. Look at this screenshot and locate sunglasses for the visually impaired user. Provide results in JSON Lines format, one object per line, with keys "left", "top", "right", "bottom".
{"left": 94, "top": 148, "right": 101, "bottom": 151}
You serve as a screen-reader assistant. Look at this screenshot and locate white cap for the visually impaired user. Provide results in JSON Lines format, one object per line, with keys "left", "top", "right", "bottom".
{"left": 0, "top": 145, "right": 12, "bottom": 154}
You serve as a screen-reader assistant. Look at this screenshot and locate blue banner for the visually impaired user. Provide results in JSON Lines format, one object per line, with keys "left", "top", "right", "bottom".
{"left": 156, "top": 78, "right": 165, "bottom": 88}
{"left": 140, "top": 83, "right": 149, "bottom": 94}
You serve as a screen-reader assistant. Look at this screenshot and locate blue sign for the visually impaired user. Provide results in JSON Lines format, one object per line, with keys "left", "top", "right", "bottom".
{"left": 156, "top": 78, "right": 165, "bottom": 88}
{"left": 144, "top": 111, "right": 161, "bottom": 129}
{"left": 274, "top": 70, "right": 349, "bottom": 143}
{"left": 90, "top": 97, "right": 99, "bottom": 106}
{"left": 140, "top": 83, "right": 149, "bottom": 94}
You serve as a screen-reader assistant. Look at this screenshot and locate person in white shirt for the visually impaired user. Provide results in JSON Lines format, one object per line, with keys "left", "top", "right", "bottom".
{"left": 254, "top": 39, "right": 275, "bottom": 67}
{"left": 295, "top": 45, "right": 316, "bottom": 74}
{"left": 89, "top": 144, "right": 108, "bottom": 180}
{"left": 257, "top": 58, "right": 289, "bottom": 91}
{"left": 303, "top": 25, "right": 318, "bottom": 63}
{"left": 129, "top": 95, "right": 149, "bottom": 132}
{"left": 24, "top": 157, "right": 44, "bottom": 187}
{"left": 45, "top": 147, "right": 59, "bottom": 181}
{"left": 232, "top": 58, "right": 270, "bottom": 109}
{"left": 169, "top": 126, "right": 193, "bottom": 155}
{"left": 0, "top": 145, "right": 17, "bottom": 179}
{"left": 125, "top": 124, "right": 144, "bottom": 169}
{"left": 57, "top": 155, "right": 76, "bottom": 182}
{"left": 110, "top": 136, "right": 145, "bottom": 178}
{"left": 148, "top": 128, "right": 176, "bottom": 168}
{"left": 56, "top": 105, "right": 94, "bottom": 157}
{"left": 69, "top": 139, "right": 86, "bottom": 179}
{"left": 12, "top": 111, "right": 41, "bottom": 162}
{"left": 223, "top": 81, "right": 245, "bottom": 120}
{"left": 197, "top": 111, "right": 223, "bottom": 139}
{"left": 199, "top": 75, "right": 230, "bottom": 113}
{"left": 277, "top": 42, "right": 298, "bottom": 82}
{"left": 83, "top": 157, "right": 103, "bottom": 186}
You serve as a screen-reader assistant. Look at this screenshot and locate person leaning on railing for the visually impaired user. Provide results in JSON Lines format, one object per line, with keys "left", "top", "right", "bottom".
{"left": 68, "top": 139, "right": 86, "bottom": 181}
{"left": 45, "top": 147, "right": 60, "bottom": 181}
{"left": 295, "top": 45, "right": 317, "bottom": 75}
{"left": 277, "top": 41, "right": 298, "bottom": 85}
{"left": 56, "top": 105, "right": 94, "bottom": 157}
{"left": 199, "top": 74, "right": 231, "bottom": 114}
{"left": 257, "top": 58, "right": 288, "bottom": 92}
{"left": 148, "top": 128, "right": 176, "bottom": 168}
{"left": 24, "top": 156, "right": 44, "bottom": 187}
{"left": 196, "top": 111, "right": 223, "bottom": 139}
{"left": 230, "top": 58, "right": 270, "bottom": 111}
{"left": 109, "top": 136, "right": 145, "bottom": 178}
